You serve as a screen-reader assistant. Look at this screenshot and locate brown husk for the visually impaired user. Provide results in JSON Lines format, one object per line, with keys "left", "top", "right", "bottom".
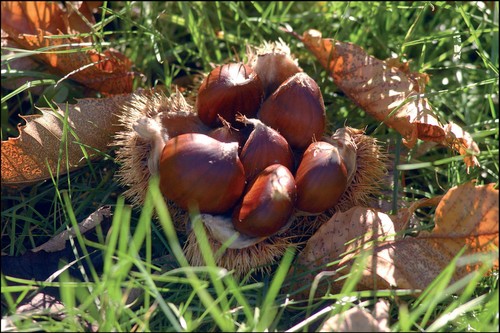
{"left": 113, "top": 89, "right": 208, "bottom": 230}
{"left": 183, "top": 127, "right": 387, "bottom": 277}
{"left": 113, "top": 54, "right": 388, "bottom": 278}
{"left": 184, "top": 225, "right": 299, "bottom": 277}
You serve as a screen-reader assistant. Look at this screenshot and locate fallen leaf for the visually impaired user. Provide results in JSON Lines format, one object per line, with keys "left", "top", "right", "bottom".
{"left": 320, "top": 299, "right": 390, "bottom": 332}
{"left": 429, "top": 181, "right": 498, "bottom": 268}
{"left": 1, "top": 293, "right": 69, "bottom": 332}
{"left": 1, "top": 206, "right": 112, "bottom": 281}
{"left": 1, "top": 28, "right": 46, "bottom": 94}
{"left": 16, "top": 292, "right": 65, "bottom": 316}
{"left": 0, "top": 1, "right": 101, "bottom": 39}
{"left": 1, "top": 1, "right": 136, "bottom": 94}
{"left": 1, "top": 94, "right": 133, "bottom": 187}
{"left": 285, "top": 28, "right": 480, "bottom": 172}
{"left": 15, "top": 33, "right": 135, "bottom": 95}
{"left": 443, "top": 122, "right": 481, "bottom": 173}
{"left": 1, "top": 2, "right": 84, "bottom": 37}
{"left": 290, "top": 181, "right": 498, "bottom": 296}
{"left": 1, "top": 206, "right": 111, "bottom": 332}
{"left": 32, "top": 206, "right": 113, "bottom": 253}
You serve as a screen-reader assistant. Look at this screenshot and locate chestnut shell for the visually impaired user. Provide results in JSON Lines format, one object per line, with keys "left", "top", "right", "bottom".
{"left": 196, "top": 63, "right": 264, "bottom": 127}
{"left": 295, "top": 141, "right": 348, "bottom": 213}
{"left": 159, "top": 133, "right": 246, "bottom": 214}
{"left": 239, "top": 119, "right": 295, "bottom": 181}
{"left": 232, "top": 164, "right": 296, "bottom": 237}
{"left": 258, "top": 72, "right": 326, "bottom": 150}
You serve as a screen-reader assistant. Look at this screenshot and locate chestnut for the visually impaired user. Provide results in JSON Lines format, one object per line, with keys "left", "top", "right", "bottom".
{"left": 238, "top": 117, "right": 295, "bottom": 181}
{"left": 295, "top": 141, "right": 348, "bottom": 214}
{"left": 258, "top": 72, "right": 326, "bottom": 150}
{"left": 232, "top": 164, "right": 296, "bottom": 237}
{"left": 159, "top": 133, "right": 246, "bottom": 214}
{"left": 196, "top": 62, "right": 264, "bottom": 127}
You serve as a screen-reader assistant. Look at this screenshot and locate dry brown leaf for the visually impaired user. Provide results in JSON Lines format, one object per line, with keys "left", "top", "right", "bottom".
{"left": 443, "top": 122, "right": 481, "bottom": 173}
{"left": 0, "top": 1, "right": 101, "bottom": 37}
{"left": 32, "top": 206, "right": 112, "bottom": 253}
{"left": 320, "top": 300, "right": 390, "bottom": 332}
{"left": 290, "top": 181, "right": 498, "bottom": 296}
{"left": 1, "top": 206, "right": 113, "bottom": 281}
{"left": 1, "top": 2, "right": 78, "bottom": 37}
{"left": 1, "top": 1, "right": 136, "bottom": 95}
{"left": 14, "top": 33, "right": 134, "bottom": 95}
{"left": 1, "top": 94, "right": 133, "bottom": 187}
{"left": 1, "top": 206, "right": 109, "bottom": 332}
{"left": 1, "top": 293, "right": 69, "bottom": 331}
{"left": 286, "top": 28, "right": 480, "bottom": 172}
{"left": 1, "top": 28, "right": 45, "bottom": 93}
{"left": 429, "top": 181, "right": 498, "bottom": 267}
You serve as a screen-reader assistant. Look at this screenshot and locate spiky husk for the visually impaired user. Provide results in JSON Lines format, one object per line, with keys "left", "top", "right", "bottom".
{"left": 293, "top": 127, "right": 388, "bottom": 234}
{"left": 335, "top": 127, "right": 388, "bottom": 210}
{"left": 246, "top": 38, "right": 298, "bottom": 64}
{"left": 113, "top": 89, "right": 206, "bottom": 230}
{"left": 183, "top": 127, "right": 387, "bottom": 277}
{"left": 183, "top": 222, "right": 302, "bottom": 278}
{"left": 114, "top": 90, "right": 387, "bottom": 277}
{"left": 113, "top": 41, "right": 388, "bottom": 278}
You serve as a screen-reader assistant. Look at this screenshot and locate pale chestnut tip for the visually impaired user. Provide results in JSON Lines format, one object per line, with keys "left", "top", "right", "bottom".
{"left": 198, "top": 214, "right": 267, "bottom": 249}
{"left": 246, "top": 38, "right": 303, "bottom": 97}
{"left": 132, "top": 116, "right": 169, "bottom": 176}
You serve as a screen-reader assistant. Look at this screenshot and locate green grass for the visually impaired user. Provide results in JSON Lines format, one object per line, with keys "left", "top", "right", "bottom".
{"left": 1, "top": 1, "right": 499, "bottom": 332}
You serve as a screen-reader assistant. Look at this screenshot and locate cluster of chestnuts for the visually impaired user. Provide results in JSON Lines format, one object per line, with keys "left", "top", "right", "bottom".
{"left": 157, "top": 59, "right": 353, "bottom": 239}
{"left": 115, "top": 39, "right": 386, "bottom": 275}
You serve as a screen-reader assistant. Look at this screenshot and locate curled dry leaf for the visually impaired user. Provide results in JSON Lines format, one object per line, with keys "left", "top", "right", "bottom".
{"left": 443, "top": 122, "right": 481, "bottom": 173}
{"left": 1, "top": 28, "right": 45, "bottom": 93}
{"left": 32, "top": 206, "right": 113, "bottom": 253}
{"left": 286, "top": 28, "right": 480, "bottom": 172}
{"left": 1, "top": 94, "right": 133, "bottom": 188}
{"left": 1, "top": 293, "right": 68, "bottom": 332}
{"left": 1, "top": 1, "right": 136, "bottom": 94}
{"left": 290, "top": 181, "right": 498, "bottom": 296}
{"left": 1, "top": 206, "right": 112, "bottom": 282}
{"left": 320, "top": 299, "right": 390, "bottom": 332}
{"left": 430, "top": 181, "right": 498, "bottom": 267}
{"left": 1, "top": 206, "right": 112, "bottom": 281}
{"left": 0, "top": 1, "right": 99, "bottom": 36}
{"left": 1, "top": 206, "right": 112, "bottom": 331}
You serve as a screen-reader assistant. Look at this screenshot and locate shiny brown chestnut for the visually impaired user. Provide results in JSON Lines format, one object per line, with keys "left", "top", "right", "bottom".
{"left": 295, "top": 141, "right": 348, "bottom": 214}
{"left": 196, "top": 63, "right": 264, "bottom": 127}
{"left": 232, "top": 164, "right": 296, "bottom": 238}
{"left": 159, "top": 133, "right": 246, "bottom": 214}
{"left": 238, "top": 117, "right": 295, "bottom": 181}
{"left": 258, "top": 72, "right": 326, "bottom": 150}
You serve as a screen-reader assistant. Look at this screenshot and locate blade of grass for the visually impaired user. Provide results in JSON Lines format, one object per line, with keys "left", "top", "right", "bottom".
{"left": 255, "top": 246, "right": 296, "bottom": 331}
{"left": 149, "top": 175, "right": 235, "bottom": 332}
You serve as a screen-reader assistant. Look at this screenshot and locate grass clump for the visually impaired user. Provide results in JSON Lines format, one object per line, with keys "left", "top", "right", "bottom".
{"left": 1, "top": 1, "right": 498, "bottom": 332}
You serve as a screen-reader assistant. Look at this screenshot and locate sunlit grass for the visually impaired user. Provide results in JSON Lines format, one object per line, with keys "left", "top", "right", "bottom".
{"left": 1, "top": 1, "right": 498, "bottom": 332}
